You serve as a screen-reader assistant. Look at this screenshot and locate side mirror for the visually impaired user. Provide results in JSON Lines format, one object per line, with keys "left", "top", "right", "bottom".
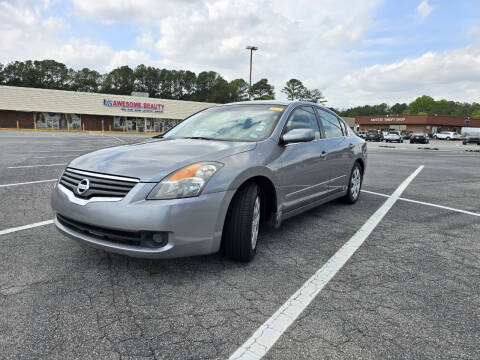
{"left": 281, "top": 128, "right": 315, "bottom": 145}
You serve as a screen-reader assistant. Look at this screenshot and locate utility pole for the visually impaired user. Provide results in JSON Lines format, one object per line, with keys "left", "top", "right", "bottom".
{"left": 246, "top": 46, "right": 258, "bottom": 100}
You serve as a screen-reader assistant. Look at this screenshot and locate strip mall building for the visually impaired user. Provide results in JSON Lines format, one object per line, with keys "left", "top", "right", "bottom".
{"left": 0, "top": 86, "right": 215, "bottom": 133}
{"left": 355, "top": 114, "right": 480, "bottom": 134}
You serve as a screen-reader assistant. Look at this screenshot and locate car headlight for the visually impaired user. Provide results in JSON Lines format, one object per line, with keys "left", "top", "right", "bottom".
{"left": 147, "top": 162, "right": 224, "bottom": 200}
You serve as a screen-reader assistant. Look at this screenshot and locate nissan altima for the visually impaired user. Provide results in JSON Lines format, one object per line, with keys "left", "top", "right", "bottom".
{"left": 52, "top": 101, "right": 367, "bottom": 262}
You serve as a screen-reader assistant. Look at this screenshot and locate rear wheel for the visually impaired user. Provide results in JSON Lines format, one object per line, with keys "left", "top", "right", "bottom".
{"left": 446, "top": 137, "right": 451, "bottom": 141}
{"left": 342, "top": 162, "right": 363, "bottom": 204}
{"left": 222, "top": 183, "right": 261, "bottom": 262}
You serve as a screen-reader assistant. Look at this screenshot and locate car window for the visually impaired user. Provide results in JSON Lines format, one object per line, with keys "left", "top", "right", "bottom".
{"left": 317, "top": 109, "right": 344, "bottom": 138}
{"left": 284, "top": 106, "right": 321, "bottom": 140}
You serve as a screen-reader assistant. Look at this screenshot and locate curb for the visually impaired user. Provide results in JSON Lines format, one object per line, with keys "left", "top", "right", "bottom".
{"left": 465, "top": 149, "right": 480, "bottom": 153}
{"left": 417, "top": 146, "right": 439, "bottom": 150}
{"left": 379, "top": 145, "right": 396, "bottom": 148}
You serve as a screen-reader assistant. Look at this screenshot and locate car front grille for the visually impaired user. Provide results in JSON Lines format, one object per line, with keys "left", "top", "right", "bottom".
{"left": 56, "top": 214, "right": 168, "bottom": 248}
{"left": 60, "top": 167, "right": 139, "bottom": 199}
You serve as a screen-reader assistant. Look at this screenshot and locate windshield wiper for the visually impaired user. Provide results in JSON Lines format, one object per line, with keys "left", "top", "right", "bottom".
{"left": 180, "top": 136, "right": 230, "bottom": 141}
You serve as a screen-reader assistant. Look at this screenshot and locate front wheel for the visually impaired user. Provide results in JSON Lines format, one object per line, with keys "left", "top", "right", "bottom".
{"left": 446, "top": 137, "right": 451, "bottom": 141}
{"left": 222, "top": 183, "right": 261, "bottom": 262}
{"left": 342, "top": 163, "right": 363, "bottom": 204}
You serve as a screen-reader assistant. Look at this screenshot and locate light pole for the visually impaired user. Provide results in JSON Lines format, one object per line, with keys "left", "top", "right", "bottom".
{"left": 246, "top": 46, "right": 258, "bottom": 100}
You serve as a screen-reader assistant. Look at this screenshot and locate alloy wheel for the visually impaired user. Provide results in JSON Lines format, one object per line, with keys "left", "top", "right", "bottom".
{"left": 251, "top": 196, "right": 260, "bottom": 250}
{"left": 350, "top": 167, "right": 361, "bottom": 200}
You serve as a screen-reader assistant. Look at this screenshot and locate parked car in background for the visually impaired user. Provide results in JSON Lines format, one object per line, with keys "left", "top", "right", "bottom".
{"left": 385, "top": 131, "right": 404, "bottom": 143}
{"left": 433, "top": 131, "right": 461, "bottom": 140}
{"left": 402, "top": 131, "right": 412, "bottom": 139}
{"left": 461, "top": 127, "right": 480, "bottom": 145}
{"left": 356, "top": 131, "right": 367, "bottom": 139}
{"left": 410, "top": 133, "right": 430, "bottom": 144}
{"left": 366, "top": 130, "right": 384, "bottom": 142}
{"left": 462, "top": 135, "right": 480, "bottom": 145}
{"left": 382, "top": 131, "right": 389, "bottom": 139}
{"left": 51, "top": 101, "right": 367, "bottom": 262}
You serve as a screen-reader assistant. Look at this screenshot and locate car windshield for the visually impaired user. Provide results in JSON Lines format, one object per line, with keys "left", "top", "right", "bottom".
{"left": 164, "top": 104, "right": 286, "bottom": 142}
{"left": 412, "top": 133, "right": 424, "bottom": 136}
{"left": 389, "top": 132, "right": 399, "bottom": 135}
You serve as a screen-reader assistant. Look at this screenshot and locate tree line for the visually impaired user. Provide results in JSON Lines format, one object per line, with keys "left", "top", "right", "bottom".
{"left": 0, "top": 59, "right": 273, "bottom": 103}
{"left": 0, "top": 59, "right": 328, "bottom": 105}
{"left": 336, "top": 95, "right": 480, "bottom": 119}
{"left": 1, "top": 60, "right": 478, "bottom": 118}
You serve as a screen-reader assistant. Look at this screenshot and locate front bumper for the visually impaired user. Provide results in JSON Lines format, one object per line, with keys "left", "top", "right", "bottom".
{"left": 52, "top": 182, "right": 235, "bottom": 259}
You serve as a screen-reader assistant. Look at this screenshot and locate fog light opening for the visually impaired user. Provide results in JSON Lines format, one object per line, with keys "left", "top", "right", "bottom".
{"left": 150, "top": 232, "right": 168, "bottom": 248}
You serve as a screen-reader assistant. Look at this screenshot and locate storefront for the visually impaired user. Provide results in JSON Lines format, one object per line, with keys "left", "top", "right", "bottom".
{"left": 0, "top": 86, "right": 215, "bottom": 132}
{"left": 355, "top": 114, "right": 480, "bottom": 134}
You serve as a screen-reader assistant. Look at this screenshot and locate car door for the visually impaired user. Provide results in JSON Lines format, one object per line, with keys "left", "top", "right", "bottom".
{"left": 315, "top": 108, "right": 352, "bottom": 192}
{"left": 277, "top": 106, "right": 331, "bottom": 212}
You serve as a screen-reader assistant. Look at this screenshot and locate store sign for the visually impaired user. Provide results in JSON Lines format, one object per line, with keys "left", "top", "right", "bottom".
{"left": 370, "top": 117, "right": 406, "bottom": 122}
{"left": 103, "top": 99, "right": 164, "bottom": 113}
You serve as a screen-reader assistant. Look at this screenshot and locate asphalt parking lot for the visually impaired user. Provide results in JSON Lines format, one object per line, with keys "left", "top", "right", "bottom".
{"left": 0, "top": 131, "right": 479, "bottom": 359}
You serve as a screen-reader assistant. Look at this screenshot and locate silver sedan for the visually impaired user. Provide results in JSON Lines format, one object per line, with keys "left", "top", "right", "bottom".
{"left": 51, "top": 101, "right": 367, "bottom": 262}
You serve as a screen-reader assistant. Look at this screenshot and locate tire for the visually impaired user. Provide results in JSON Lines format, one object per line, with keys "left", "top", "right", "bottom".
{"left": 433, "top": 135, "right": 437, "bottom": 139}
{"left": 342, "top": 162, "right": 363, "bottom": 204}
{"left": 222, "top": 182, "right": 261, "bottom": 262}
{"left": 446, "top": 137, "right": 450, "bottom": 141}
{"left": 410, "top": 141, "right": 413, "bottom": 144}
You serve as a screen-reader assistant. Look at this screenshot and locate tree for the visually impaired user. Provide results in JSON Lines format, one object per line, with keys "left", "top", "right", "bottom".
{"left": 251, "top": 78, "right": 275, "bottom": 100}
{"left": 179, "top": 70, "right": 197, "bottom": 100}
{"left": 193, "top": 71, "right": 228, "bottom": 102}
{"left": 228, "top": 79, "right": 249, "bottom": 102}
{"left": 33, "top": 60, "right": 70, "bottom": 89}
{"left": 408, "top": 95, "right": 435, "bottom": 114}
{"left": 389, "top": 103, "right": 408, "bottom": 115}
{"left": 134, "top": 64, "right": 161, "bottom": 97}
{"left": 282, "top": 78, "right": 305, "bottom": 100}
{"left": 0, "top": 63, "right": 5, "bottom": 84}
{"left": 471, "top": 109, "right": 480, "bottom": 119}
{"left": 101, "top": 66, "right": 135, "bottom": 95}
{"left": 302, "top": 89, "right": 327, "bottom": 104}
{"left": 71, "top": 67, "right": 102, "bottom": 92}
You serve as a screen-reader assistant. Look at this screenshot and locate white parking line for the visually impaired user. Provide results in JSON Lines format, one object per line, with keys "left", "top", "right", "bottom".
{"left": 229, "top": 165, "right": 424, "bottom": 360}
{"left": 0, "top": 179, "right": 57, "bottom": 188}
{"left": 0, "top": 220, "right": 54, "bottom": 236}
{"left": 362, "top": 189, "right": 480, "bottom": 217}
{"left": 7, "top": 164, "right": 66, "bottom": 169}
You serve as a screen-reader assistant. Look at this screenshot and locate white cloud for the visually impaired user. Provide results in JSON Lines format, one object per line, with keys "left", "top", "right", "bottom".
{"left": 2, "top": 0, "right": 480, "bottom": 109}
{"left": 416, "top": 0, "right": 434, "bottom": 19}
{"left": 329, "top": 42, "right": 480, "bottom": 107}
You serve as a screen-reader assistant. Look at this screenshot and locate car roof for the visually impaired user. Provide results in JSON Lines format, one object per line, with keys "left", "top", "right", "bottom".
{"left": 220, "top": 100, "right": 334, "bottom": 112}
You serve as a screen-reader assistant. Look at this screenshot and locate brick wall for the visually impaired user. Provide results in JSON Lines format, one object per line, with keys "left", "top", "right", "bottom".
{"left": 0, "top": 110, "right": 34, "bottom": 128}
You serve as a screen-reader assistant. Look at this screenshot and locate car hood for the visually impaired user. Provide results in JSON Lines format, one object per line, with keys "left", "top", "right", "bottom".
{"left": 68, "top": 138, "right": 256, "bottom": 182}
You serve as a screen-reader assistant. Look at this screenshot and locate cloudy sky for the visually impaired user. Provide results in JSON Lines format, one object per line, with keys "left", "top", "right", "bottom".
{"left": 1, "top": 0, "right": 479, "bottom": 107}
